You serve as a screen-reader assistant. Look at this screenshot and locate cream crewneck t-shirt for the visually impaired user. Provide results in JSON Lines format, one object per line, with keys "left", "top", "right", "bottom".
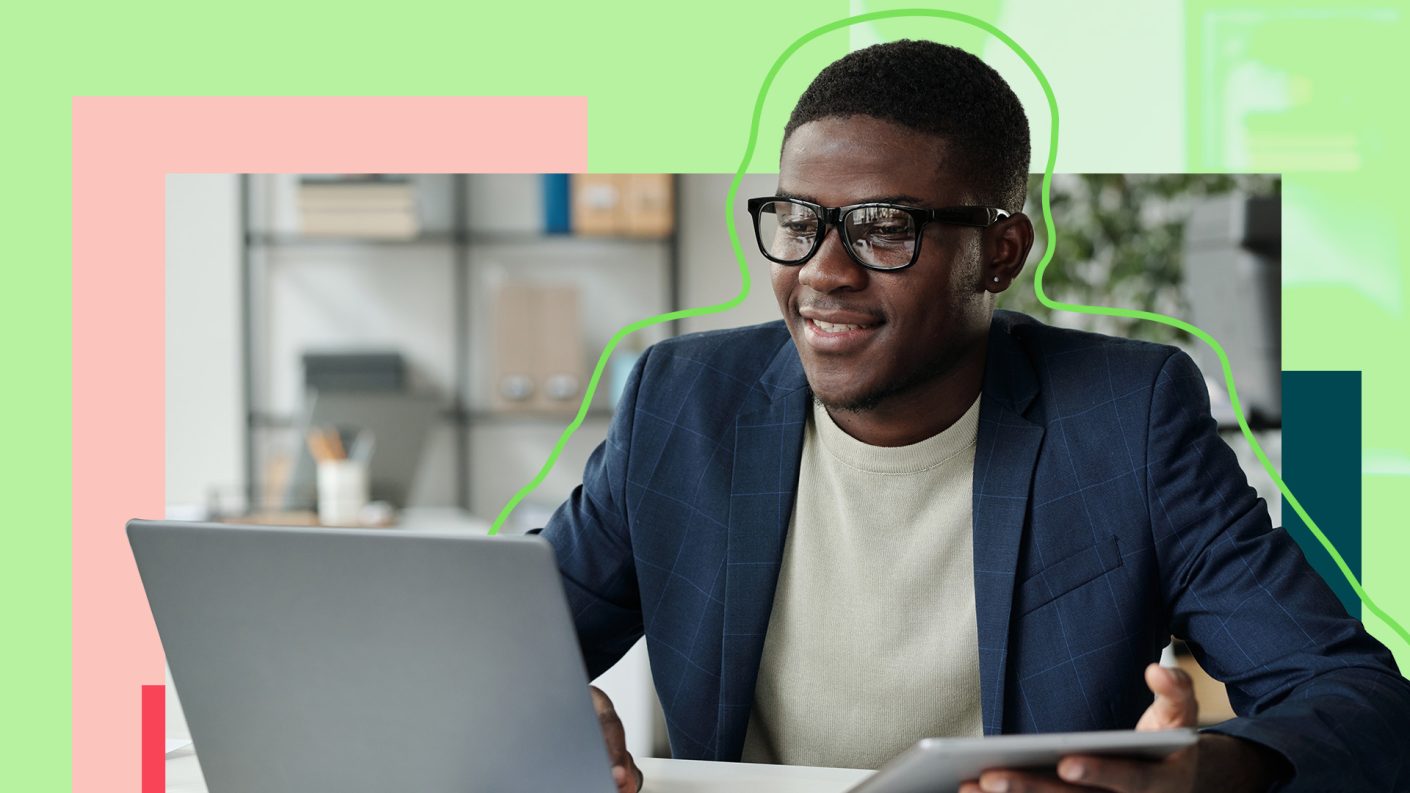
{"left": 740, "top": 395, "right": 984, "bottom": 769}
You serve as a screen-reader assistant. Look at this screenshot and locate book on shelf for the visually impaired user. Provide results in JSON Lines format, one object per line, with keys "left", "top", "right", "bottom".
{"left": 297, "top": 174, "right": 420, "bottom": 239}
{"left": 542, "top": 174, "right": 572, "bottom": 234}
{"left": 298, "top": 211, "right": 420, "bottom": 238}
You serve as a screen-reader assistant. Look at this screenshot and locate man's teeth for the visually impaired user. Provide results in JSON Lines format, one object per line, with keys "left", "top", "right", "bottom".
{"left": 813, "top": 319, "right": 870, "bottom": 332}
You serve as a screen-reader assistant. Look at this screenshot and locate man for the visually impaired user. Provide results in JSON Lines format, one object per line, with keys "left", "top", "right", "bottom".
{"left": 540, "top": 40, "right": 1410, "bottom": 792}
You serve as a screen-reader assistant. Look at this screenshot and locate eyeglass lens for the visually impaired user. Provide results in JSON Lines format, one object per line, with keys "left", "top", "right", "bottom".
{"left": 756, "top": 200, "right": 917, "bottom": 269}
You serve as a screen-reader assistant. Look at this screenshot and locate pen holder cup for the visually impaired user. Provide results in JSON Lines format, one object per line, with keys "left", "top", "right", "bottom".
{"left": 317, "top": 459, "right": 369, "bottom": 526}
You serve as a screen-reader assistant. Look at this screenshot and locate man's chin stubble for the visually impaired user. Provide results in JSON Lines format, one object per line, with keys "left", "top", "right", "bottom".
{"left": 808, "top": 346, "right": 975, "bottom": 416}
{"left": 813, "top": 392, "right": 883, "bottom": 414}
{"left": 812, "top": 377, "right": 913, "bottom": 414}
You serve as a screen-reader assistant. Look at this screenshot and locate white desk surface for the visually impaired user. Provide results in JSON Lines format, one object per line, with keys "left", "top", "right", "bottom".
{"left": 165, "top": 747, "right": 873, "bottom": 792}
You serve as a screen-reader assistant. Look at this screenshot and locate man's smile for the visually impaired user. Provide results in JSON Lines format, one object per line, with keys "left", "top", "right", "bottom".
{"left": 798, "top": 306, "right": 885, "bottom": 353}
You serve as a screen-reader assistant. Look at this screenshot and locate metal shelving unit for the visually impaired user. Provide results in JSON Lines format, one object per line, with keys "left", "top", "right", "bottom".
{"left": 239, "top": 174, "right": 682, "bottom": 512}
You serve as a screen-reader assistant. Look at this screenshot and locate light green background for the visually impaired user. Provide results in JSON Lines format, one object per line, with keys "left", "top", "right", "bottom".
{"left": 7, "top": 0, "right": 1407, "bottom": 788}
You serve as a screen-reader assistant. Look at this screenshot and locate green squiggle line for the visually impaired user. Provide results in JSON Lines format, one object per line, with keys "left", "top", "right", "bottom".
{"left": 490, "top": 7, "right": 1408, "bottom": 653}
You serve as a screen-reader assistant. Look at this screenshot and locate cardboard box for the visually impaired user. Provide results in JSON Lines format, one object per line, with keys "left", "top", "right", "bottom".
{"left": 570, "top": 174, "right": 625, "bottom": 235}
{"left": 490, "top": 281, "right": 584, "bottom": 414}
{"left": 623, "top": 174, "right": 674, "bottom": 237}
{"left": 490, "top": 282, "right": 541, "bottom": 412}
{"left": 532, "top": 285, "right": 583, "bottom": 413}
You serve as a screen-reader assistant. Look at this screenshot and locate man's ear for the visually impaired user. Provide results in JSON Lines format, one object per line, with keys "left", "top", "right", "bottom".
{"left": 983, "top": 212, "right": 1035, "bottom": 293}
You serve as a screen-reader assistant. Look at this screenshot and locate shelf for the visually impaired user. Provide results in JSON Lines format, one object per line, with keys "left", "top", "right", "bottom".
{"left": 246, "top": 230, "right": 670, "bottom": 248}
{"left": 242, "top": 173, "right": 681, "bottom": 512}
{"left": 246, "top": 231, "right": 459, "bottom": 247}
{"left": 470, "top": 231, "right": 670, "bottom": 245}
{"left": 249, "top": 407, "right": 615, "bottom": 428}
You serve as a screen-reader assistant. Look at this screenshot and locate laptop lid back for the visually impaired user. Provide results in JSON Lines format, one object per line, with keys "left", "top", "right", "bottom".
{"left": 128, "top": 519, "right": 616, "bottom": 793}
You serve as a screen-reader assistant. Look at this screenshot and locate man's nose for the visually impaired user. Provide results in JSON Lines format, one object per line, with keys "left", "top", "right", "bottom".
{"left": 798, "top": 228, "right": 868, "bottom": 293}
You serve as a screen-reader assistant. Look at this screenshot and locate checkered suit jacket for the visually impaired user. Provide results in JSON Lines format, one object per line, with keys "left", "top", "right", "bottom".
{"left": 540, "top": 310, "right": 1410, "bottom": 791}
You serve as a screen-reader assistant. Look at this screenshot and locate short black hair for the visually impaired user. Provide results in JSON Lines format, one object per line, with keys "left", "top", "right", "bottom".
{"left": 784, "top": 39, "right": 1030, "bottom": 213}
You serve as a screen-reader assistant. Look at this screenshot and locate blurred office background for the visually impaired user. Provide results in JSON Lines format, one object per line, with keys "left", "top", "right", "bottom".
{"left": 1012, "top": 173, "right": 1285, "bottom": 517}
{"left": 165, "top": 172, "right": 1281, "bottom": 756}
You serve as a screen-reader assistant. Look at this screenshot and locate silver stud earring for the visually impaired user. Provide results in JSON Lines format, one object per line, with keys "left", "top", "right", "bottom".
{"left": 992, "top": 276, "right": 1000, "bottom": 283}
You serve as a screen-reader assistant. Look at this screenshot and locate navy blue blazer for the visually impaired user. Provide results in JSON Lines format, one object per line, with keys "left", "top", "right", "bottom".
{"left": 540, "top": 310, "right": 1410, "bottom": 791}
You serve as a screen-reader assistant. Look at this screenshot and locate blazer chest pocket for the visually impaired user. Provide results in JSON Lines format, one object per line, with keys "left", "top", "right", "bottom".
{"left": 1016, "top": 535, "right": 1123, "bottom": 616}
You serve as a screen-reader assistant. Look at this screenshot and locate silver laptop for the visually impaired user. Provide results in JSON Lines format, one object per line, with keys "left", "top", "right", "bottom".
{"left": 128, "top": 519, "right": 617, "bottom": 793}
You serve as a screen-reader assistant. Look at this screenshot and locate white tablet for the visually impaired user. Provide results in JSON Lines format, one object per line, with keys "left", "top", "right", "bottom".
{"left": 847, "top": 729, "right": 1198, "bottom": 793}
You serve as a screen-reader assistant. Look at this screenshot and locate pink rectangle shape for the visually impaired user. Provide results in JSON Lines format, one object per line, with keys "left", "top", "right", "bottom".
{"left": 73, "top": 96, "right": 588, "bottom": 791}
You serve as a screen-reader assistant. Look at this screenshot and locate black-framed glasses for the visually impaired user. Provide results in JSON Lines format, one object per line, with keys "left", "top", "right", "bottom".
{"left": 746, "top": 196, "right": 1010, "bottom": 271}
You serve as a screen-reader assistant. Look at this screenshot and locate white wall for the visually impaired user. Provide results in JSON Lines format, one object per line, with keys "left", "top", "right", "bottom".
{"left": 164, "top": 173, "right": 243, "bottom": 742}
{"left": 679, "top": 173, "right": 784, "bottom": 335}
{"left": 165, "top": 174, "right": 243, "bottom": 512}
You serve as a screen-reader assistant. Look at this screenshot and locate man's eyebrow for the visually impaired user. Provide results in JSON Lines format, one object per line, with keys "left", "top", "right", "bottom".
{"left": 774, "top": 189, "right": 814, "bottom": 202}
{"left": 773, "top": 189, "right": 931, "bottom": 206}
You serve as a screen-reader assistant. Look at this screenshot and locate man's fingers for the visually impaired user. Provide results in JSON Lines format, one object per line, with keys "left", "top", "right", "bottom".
{"left": 1145, "top": 663, "right": 1193, "bottom": 702}
{"left": 1058, "top": 746, "right": 1198, "bottom": 793}
{"left": 971, "top": 768, "right": 1089, "bottom": 792}
{"left": 598, "top": 711, "right": 627, "bottom": 758}
{"left": 1136, "top": 662, "right": 1197, "bottom": 730}
{"left": 591, "top": 686, "right": 639, "bottom": 792}
{"left": 1056, "top": 754, "right": 1152, "bottom": 792}
{"left": 590, "top": 685, "right": 617, "bottom": 719}
{"left": 601, "top": 716, "right": 641, "bottom": 792}
{"left": 610, "top": 759, "right": 642, "bottom": 793}
{"left": 962, "top": 741, "right": 1197, "bottom": 793}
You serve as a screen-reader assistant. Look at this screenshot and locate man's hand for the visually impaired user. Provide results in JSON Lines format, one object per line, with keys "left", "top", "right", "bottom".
{"left": 957, "top": 663, "right": 1282, "bottom": 793}
{"left": 591, "top": 685, "right": 644, "bottom": 793}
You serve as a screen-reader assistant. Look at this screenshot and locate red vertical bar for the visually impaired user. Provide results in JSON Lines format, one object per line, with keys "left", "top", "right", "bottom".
{"left": 141, "top": 685, "right": 165, "bottom": 793}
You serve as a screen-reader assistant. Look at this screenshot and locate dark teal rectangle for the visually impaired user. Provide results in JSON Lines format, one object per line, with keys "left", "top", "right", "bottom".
{"left": 1281, "top": 371, "right": 1360, "bottom": 616}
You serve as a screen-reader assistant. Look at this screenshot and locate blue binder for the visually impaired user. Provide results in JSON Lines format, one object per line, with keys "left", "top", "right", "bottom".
{"left": 542, "top": 174, "right": 572, "bottom": 234}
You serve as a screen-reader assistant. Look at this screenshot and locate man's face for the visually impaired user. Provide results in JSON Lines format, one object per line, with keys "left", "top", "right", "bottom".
{"left": 772, "top": 114, "right": 995, "bottom": 413}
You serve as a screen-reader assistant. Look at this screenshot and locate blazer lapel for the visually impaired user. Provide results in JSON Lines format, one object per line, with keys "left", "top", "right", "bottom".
{"left": 716, "top": 340, "right": 810, "bottom": 760}
{"left": 972, "top": 312, "right": 1044, "bottom": 735}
